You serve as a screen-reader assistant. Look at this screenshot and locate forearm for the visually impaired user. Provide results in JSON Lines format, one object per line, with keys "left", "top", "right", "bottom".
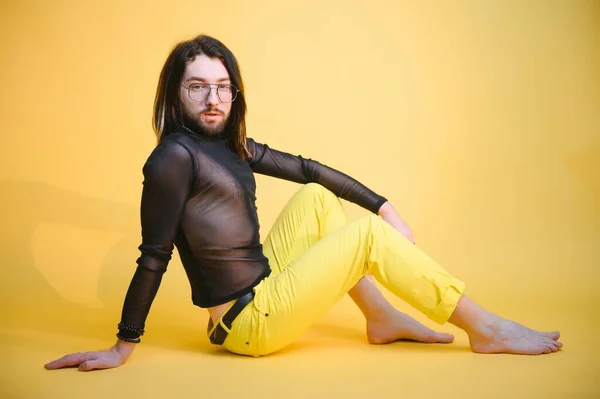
{"left": 377, "top": 201, "right": 393, "bottom": 216}
{"left": 248, "top": 139, "right": 387, "bottom": 214}
{"left": 378, "top": 201, "right": 405, "bottom": 223}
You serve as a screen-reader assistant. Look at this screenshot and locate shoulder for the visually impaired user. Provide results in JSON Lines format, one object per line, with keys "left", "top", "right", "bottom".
{"left": 143, "top": 135, "right": 194, "bottom": 177}
{"left": 148, "top": 135, "right": 192, "bottom": 163}
{"left": 245, "top": 137, "right": 260, "bottom": 162}
{"left": 246, "top": 137, "right": 257, "bottom": 148}
{"left": 246, "top": 137, "right": 267, "bottom": 154}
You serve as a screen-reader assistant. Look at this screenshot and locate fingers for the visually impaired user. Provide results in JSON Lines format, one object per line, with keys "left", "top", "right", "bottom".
{"left": 45, "top": 350, "right": 123, "bottom": 372}
{"left": 79, "top": 359, "right": 107, "bottom": 371}
{"left": 44, "top": 352, "right": 87, "bottom": 370}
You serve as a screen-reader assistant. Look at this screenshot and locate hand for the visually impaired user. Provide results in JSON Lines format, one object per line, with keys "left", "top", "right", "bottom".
{"left": 44, "top": 340, "right": 135, "bottom": 372}
{"left": 378, "top": 201, "right": 415, "bottom": 244}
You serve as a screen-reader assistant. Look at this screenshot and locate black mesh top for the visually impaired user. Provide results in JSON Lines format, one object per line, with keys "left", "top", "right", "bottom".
{"left": 118, "top": 128, "right": 388, "bottom": 337}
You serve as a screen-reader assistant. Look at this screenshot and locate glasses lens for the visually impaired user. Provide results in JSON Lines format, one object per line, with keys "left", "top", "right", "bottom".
{"left": 218, "top": 85, "right": 237, "bottom": 103}
{"left": 188, "top": 84, "right": 210, "bottom": 102}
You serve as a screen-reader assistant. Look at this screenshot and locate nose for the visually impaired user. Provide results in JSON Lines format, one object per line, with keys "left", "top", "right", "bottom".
{"left": 205, "top": 87, "right": 220, "bottom": 106}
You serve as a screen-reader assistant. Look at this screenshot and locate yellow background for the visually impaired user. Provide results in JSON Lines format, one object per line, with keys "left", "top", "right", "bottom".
{"left": 1, "top": 0, "right": 598, "bottom": 397}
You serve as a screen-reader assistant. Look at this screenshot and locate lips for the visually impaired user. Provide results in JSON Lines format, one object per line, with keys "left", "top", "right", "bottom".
{"left": 202, "top": 110, "right": 223, "bottom": 117}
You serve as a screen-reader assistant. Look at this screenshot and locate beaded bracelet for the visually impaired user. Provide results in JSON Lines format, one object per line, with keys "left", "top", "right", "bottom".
{"left": 117, "top": 323, "right": 145, "bottom": 336}
{"left": 117, "top": 323, "right": 145, "bottom": 343}
{"left": 116, "top": 333, "right": 142, "bottom": 344}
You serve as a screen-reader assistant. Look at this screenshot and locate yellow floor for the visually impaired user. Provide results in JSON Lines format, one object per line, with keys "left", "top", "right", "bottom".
{"left": 1, "top": 0, "right": 598, "bottom": 397}
{"left": 2, "top": 291, "right": 598, "bottom": 398}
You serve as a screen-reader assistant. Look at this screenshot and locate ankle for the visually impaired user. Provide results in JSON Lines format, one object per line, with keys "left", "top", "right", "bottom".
{"left": 365, "top": 306, "right": 398, "bottom": 324}
{"left": 448, "top": 295, "right": 495, "bottom": 335}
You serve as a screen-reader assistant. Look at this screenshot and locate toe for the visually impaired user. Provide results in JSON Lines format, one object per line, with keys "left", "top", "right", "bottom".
{"left": 540, "top": 342, "right": 553, "bottom": 353}
{"left": 541, "top": 345, "right": 552, "bottom": 354}
{"left": 435, "top": 333, "right": 455, "bottom": 343}
{"left": 543, "top": 331, "right": 560, "bottom": 340}
{"left": 541, "top": 338, "right": 560, "bottom": 353}
{"left": 555, "top": 341, "right": 563, "bottom": 349}
{"left": 551, "top": 340, "right": 563, "bottom": 351}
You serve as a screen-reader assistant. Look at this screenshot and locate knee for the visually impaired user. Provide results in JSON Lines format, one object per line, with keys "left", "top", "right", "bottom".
{"left": 302, "top": 182, "right": 332, "bottom": 196}
{"left": 364, "top": 214, "right": 383, "bottom": 225}
{"left": 300, "top": 183, "right": 339, "bottom": 205}
{"left": 358, "top": 214, "right": 386, "bottom": 236}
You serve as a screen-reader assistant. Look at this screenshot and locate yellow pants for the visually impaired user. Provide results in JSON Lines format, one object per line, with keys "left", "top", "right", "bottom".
{"left": 215, "top": 183, "right": 465, "bottom": 357}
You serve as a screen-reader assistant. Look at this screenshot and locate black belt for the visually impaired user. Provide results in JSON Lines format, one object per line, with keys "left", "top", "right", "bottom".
{"left": 208, "top": 291, "right": 255, "bottom": 345}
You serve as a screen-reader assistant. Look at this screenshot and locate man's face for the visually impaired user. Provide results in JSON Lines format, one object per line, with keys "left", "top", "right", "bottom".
{"left": 179, "top": 54, "right": 233, "bottom": 135}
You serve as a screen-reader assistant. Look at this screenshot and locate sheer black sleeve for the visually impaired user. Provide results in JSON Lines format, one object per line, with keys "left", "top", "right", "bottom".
{"left": 247, "top": 138, "right": 387, "bottom": 214}
{"left": 117, "top": 140, "right": 193, "bottom": 342}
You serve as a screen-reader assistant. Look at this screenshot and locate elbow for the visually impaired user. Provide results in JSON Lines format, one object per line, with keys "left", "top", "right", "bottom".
{"left": 136, "top": 248, "right": 172, "bottom": 274}
{"left": 300, "top": 157, "right": 321, "bottom": 183}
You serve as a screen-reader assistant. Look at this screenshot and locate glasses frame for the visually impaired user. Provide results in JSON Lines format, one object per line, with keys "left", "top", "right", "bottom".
{"left": 181, "top": 83, "right": 240, "bottom": 103}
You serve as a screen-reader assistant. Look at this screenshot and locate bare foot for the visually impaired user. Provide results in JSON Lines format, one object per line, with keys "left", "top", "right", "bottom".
{"left": 448, "top": 295, "right": 562, "bottom": 355}
{"left": 468, "top": 316, "right": 563, "bottom": 355}
{"left": 367, "top": 311, "right": 454, "bottom": 345}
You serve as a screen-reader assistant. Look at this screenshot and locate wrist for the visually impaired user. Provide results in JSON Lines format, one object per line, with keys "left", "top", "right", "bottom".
{"left": 114, "top": 339, "right": 136, "bottom": 359}
{"left": 377, "top": 201, "right": 393, "bottom": 216}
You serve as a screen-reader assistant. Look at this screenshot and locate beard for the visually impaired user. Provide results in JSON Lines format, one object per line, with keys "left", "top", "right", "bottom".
{"left": 182, "top": 108, "right": 229, "bottom": 137}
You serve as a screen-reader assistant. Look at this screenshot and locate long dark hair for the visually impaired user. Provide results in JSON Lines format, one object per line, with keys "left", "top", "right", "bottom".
{"left": 153, "top": 35, "right": 250, "bottom": 159}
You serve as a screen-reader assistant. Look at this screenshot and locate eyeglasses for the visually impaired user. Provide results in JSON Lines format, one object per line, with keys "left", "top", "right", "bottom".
{"left": 181, "top": 83, "right": 240, "bottom": 103}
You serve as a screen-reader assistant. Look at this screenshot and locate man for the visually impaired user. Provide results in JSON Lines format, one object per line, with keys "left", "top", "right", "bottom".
{"left": 45, "top": 35, "right": 562, "bottom": 371}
